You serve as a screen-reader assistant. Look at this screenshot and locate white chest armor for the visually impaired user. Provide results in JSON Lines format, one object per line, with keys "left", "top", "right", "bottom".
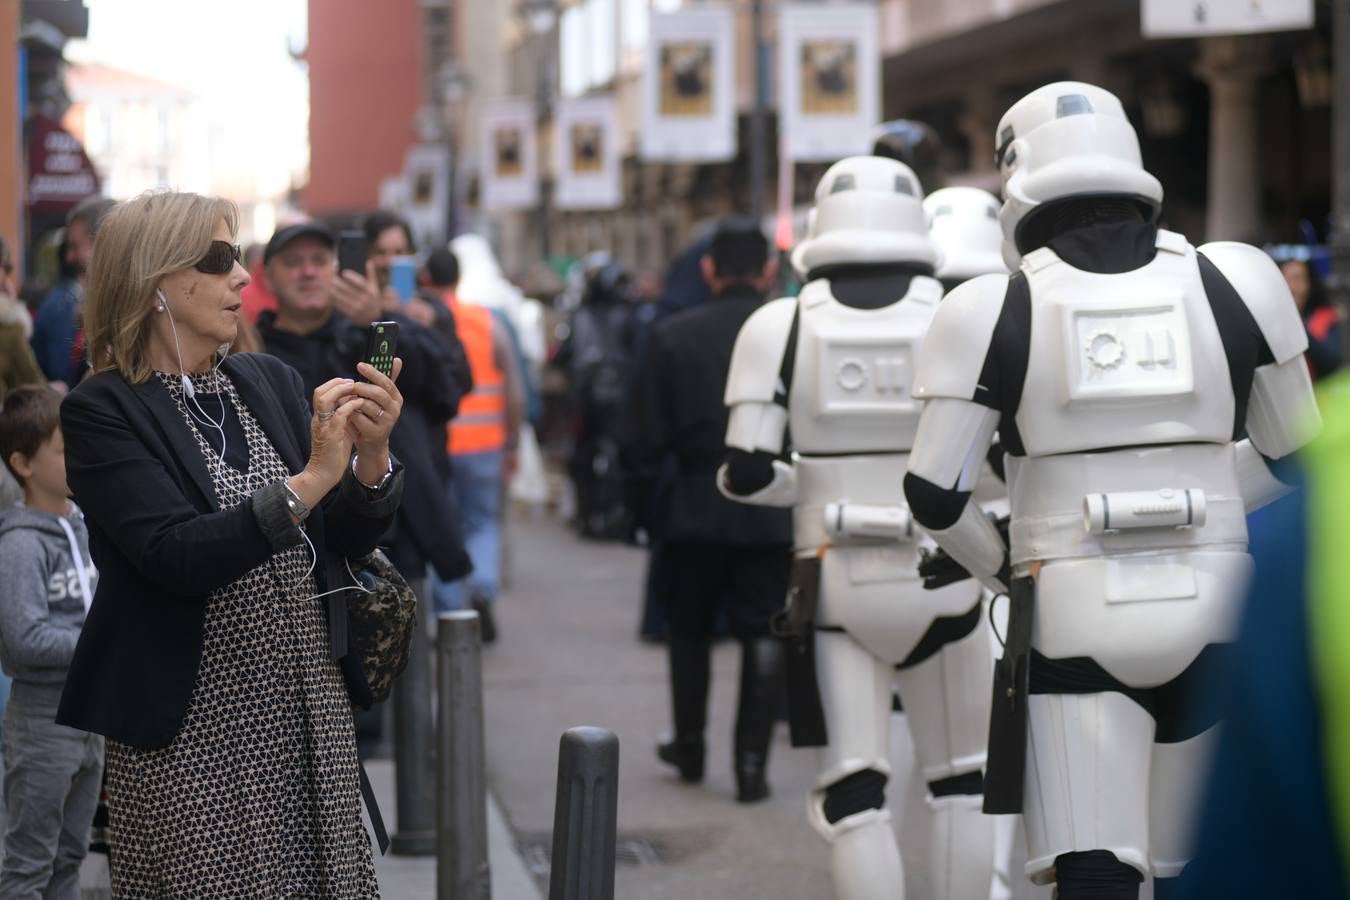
{"left": 788, "top": 275, "right": 943, "bottom": 456}
{"left": 1015, "top": 230, "right": 1234, "bottom": 456}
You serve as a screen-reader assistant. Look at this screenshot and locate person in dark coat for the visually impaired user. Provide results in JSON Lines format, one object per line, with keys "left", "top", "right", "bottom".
{"left": 626, "top": 231, "right": 716, "bottom": 642}
{"left": 255, "top": 223, "right": 472, "bottom": 591}
{"left": 623, "top": 217, "right": 792, "bottom": 803}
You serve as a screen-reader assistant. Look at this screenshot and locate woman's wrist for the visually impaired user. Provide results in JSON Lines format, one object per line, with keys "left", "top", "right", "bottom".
{"left": 352, "top": 447, "right": 391, "bottom": 487}
{"left": 287, "top": 468, "right": 329, "bottom": 512}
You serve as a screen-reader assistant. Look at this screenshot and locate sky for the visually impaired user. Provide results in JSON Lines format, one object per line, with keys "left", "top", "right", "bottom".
{"left": 65, "top": 0, "right": 311, "bottom": 204}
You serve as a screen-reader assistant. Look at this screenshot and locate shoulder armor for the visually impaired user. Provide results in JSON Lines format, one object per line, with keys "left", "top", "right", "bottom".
{"left": 725, "top": 296, "right": 798, "bottom": 406}
{"left": 906, "top": 274, "right": 944, "bottom": 308}
{"left": 913, "top": 273, "right": 1009, "bottom": 401}
{"left": 1199, "top": 241, "right": 1308, "bottom": 365}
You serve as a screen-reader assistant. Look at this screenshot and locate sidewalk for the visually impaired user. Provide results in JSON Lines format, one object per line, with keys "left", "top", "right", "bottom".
{"left": 367, "top": 758, "right": 541, "bottom": 899}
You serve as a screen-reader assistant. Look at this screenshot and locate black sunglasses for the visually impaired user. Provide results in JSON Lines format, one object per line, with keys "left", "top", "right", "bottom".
{"left": 195, "top": 240, "right": 242, "bottom": 275}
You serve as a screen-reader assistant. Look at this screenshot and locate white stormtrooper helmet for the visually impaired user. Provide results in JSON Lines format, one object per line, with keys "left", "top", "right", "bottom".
{"left": 923, "top": 187, "right": 1007, "bottom": 284}
{"left": 791, "top": 155, "right": 938, "bottom": 277}
{"left": 995, "top": 81, "right": 1163, "bottom": 268}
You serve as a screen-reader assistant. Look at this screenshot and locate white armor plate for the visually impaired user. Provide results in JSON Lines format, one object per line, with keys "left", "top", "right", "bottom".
{"left": 1015, "top": 230, "right": 1234, "bottom": 456}
{"left": 790, "top": 276, "right": 943, "bottom": 455}
{"left": 1066, "top": 298, "right": 1192, "bottom": 402}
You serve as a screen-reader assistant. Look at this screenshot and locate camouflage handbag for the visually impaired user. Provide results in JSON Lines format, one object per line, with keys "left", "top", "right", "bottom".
{"left": 344, "top": 549, "right": 417, "bottom": 706}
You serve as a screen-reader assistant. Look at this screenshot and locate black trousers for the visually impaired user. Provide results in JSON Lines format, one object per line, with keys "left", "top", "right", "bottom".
{"left": 664, "top": 541, "right": 791, "bottom": 639}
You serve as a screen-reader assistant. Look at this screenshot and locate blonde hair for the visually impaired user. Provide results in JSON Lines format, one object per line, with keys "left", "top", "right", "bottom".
{"left": 84, "top": 191, "right": 239, "bottom": 383}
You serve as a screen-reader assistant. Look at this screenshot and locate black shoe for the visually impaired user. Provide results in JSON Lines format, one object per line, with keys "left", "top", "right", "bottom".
{"left": 472, "top": 597, "right": 498, "bottom": 644}
{"left": 735, "top": 765, "right": 770, "bottom": 803}
{"left": 657, "top": 734, "right": 705, "bottom": 782}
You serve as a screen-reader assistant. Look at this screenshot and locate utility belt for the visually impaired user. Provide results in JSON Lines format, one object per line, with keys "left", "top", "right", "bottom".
{"left": 1006, "top": 445, "right": 1245, "bottom": 567}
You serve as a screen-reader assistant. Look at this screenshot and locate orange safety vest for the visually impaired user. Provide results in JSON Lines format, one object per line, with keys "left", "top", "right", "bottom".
{"left": 445, "top": 294, "right": 508, "bottom": 455}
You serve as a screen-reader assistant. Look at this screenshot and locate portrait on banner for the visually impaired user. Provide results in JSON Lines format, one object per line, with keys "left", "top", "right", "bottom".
{"left": 494, "top": 127, "right": 525, "bottom": 179}
{"left": 570, "top": 123, "right": 605, "bottom": 174}
{"left": 660, "top": 42, "right": 715, "bottom": 117}
{"left": 801, "top": 40, "right": 858, "bottom": 115}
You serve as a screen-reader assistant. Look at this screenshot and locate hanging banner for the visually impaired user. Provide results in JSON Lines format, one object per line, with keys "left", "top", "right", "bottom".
{"left": 554, "top": 95, "right": 622, "bottom": 210}
{"left": 26, "top": 116, "right": 101, "bottom": 216}
{"left": 1142, "top": 0, "right": 1312, "bottom": 37}
{"left": 640, "top": 6, "right": 736, "bottom": 162}
{"left": 778, "top": 3, "right": 881, "bottom": 162}
{"left": 478, "top": 98, "right": 538, "bottom": 211}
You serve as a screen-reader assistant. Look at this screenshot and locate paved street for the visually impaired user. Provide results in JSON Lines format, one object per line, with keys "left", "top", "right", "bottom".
{"left": 474, "top": 514, "right": 1071, "bottom": 900}
{"left": 61, "top": 512, "right": 1148, "bottom": 899}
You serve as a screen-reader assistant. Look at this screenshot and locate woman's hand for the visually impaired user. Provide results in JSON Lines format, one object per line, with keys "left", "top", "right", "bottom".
{"left": 288, "top": 378, "right": 363, "bottom": 509}
{"left": 348, "top": 358, "right": 404, "bottom": 483}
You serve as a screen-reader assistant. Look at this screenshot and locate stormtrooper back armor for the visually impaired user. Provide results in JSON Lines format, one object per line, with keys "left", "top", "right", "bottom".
{"left": 790, "top": 276, "right": 937, "bottom": 456}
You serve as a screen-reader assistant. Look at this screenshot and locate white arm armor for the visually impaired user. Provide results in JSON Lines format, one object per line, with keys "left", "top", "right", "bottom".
{"left": 908, "top": 399, "right": 1008, "bottom": 591}
{"left": 913, "top": 273, "right": 1008, "bottom": 402}
{"left": 1200, "top": 241, "right": 1323, "bottom": 458}
{"left": 724, "top": 296, "right": 798, "bottom": 415}
{"left": 721, "top": 297, "right": 799, "bottom": 507}
{"left": 928, "top": 501, "right": 1010, "bottom": 593}
{"left": 716, "top": 458, "right": 799, "bottom": 507}
{"left": 1234, "top": 438, "right": 1293, "bottom": 513}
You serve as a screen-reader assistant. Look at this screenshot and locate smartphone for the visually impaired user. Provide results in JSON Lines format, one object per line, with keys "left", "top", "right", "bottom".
{"left": 337, "top": 230, "right": 367, "bottom": 276}
{"left": 363, "top": 321, "right": 400, "bottom": 380}
{"left": 389, "top": 256, "right": 417, "bottom": 304}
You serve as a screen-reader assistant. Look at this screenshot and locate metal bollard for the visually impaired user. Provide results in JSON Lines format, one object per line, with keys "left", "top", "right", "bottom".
{"left": 392, "top": 580, "right": 436, "bottom": 855}
{"left": 548, "top": 727, "right": 619, "bottom": 900}
{"left": 437, "top": 611, "right": 490, "bottom": 899}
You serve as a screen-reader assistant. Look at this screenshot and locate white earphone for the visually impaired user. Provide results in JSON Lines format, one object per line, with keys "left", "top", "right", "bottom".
{"left": 153, "top": 289, "right": 364, "bottom": 599}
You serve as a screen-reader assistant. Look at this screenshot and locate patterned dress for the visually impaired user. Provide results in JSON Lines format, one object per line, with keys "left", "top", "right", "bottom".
{"left": 104, "top": 369, "right": 379, "bottom": 898}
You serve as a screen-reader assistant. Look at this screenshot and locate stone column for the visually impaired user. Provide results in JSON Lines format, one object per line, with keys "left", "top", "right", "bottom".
{"left": 1196, "top": 36, "right": 1271, "bottom": 242}
{"left": 958, "top": 87, "right": 1001, "bottom": 181}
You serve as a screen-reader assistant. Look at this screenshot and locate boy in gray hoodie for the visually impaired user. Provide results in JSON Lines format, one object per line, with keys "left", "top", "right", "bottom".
{"left": 0, "top": 386, "right": 101, "bottom": 899}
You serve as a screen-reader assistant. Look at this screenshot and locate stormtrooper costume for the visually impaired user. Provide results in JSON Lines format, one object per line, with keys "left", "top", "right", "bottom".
{"left": 718, "top": 156, "right": 1000, "bottom": 900}
{"left": 925, "top": 187, "right": 1009, "bottom": 293}
{"left": 903, "top": 82, "right": 1321, "bottom": 898}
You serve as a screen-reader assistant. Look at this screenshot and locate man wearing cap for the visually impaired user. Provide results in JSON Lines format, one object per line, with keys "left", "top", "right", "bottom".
{"left": 255, "top": 222, "right": 473, "bottom": 671}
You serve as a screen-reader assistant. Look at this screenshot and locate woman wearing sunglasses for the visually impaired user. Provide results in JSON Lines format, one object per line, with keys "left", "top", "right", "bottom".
{"left": 54, "top": 192, "right": 405, "bottom": 896}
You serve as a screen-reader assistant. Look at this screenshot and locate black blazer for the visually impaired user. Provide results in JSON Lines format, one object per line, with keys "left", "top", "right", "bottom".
{"left": 621, "top": 287, "right": 793, "bottom": 548}
{"left": 57, "top": 352, "right": 402, "bottom": 749}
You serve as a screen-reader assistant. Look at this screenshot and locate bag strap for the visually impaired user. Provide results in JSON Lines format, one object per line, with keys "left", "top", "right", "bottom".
{"left": 358, "top": 760, "right": 390, "bottom": 854}
{"left": 323, "top": 549, "right": 350, "bottom": 661}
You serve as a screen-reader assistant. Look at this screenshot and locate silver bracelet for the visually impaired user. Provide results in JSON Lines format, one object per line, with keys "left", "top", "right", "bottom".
{"left": 351, "top": 454, "right": 394, "bottom": 492}
{"left": 283, "top": 483, "right": 312, "bottom": 523}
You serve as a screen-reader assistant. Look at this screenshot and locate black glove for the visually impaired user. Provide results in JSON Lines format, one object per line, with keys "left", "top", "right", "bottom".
{"left": 918, "top": 514, "right": 1011, "bottom": 590}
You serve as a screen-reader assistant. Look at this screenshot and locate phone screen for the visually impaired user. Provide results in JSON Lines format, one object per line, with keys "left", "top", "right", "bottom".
{"left": 364, "top": 321, "right": 399, "bottom": 380}
{"left": 389, "top": 256, "right": 417, "bottom": 304}
{"left": 337, "top": 230, "right": 367, "bottom": 276}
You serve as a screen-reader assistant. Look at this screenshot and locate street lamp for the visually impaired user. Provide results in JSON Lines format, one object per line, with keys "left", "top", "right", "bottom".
{"left": 516, "top": 0, "right": 558, "bottom": 264}
{"left": 439, "top": 62, "right": 472, "bottom": 238}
